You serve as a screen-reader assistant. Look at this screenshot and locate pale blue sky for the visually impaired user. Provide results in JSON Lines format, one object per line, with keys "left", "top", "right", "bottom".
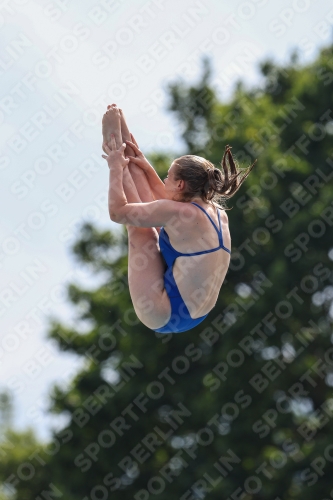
{"left": 0, "top": 0, "right": 332, "bottom": 442}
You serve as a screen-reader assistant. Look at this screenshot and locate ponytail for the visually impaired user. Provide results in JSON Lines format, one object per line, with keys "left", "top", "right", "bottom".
{"left": 204, "top": 145, "right": 256, "bottom": 204}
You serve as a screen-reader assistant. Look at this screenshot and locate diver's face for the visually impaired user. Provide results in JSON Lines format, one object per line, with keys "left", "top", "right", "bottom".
{"left": 164, "top": 163, "right": 183, "bottom": 200}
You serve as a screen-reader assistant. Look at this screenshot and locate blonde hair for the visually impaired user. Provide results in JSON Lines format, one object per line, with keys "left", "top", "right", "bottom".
{"left": 172, "top": 146, "right": 256, "bottom": 210}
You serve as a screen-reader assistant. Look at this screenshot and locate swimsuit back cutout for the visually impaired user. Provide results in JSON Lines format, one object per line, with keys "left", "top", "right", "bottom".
{"left": 159, "top": 202, "right": 231, "bottom": 268}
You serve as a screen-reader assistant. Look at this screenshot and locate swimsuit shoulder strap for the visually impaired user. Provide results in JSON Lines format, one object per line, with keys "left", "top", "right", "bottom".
{"left": 190, "top": 202, "right": 230, "bottom": 254}
{"left": 191, "top": 202, "right": 222, "bottom": 242}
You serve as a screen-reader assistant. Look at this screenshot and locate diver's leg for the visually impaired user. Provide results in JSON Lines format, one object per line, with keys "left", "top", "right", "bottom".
{"left": 121, "top": 167, "right": 170, "bottom": 329}
{"left": 102, "top": 107, "right": 169, "bottom": 328}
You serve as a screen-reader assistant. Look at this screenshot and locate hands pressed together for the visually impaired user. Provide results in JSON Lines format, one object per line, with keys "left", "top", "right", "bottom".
{"left": 102, "top": 132, "right": 153, "bottom": 172}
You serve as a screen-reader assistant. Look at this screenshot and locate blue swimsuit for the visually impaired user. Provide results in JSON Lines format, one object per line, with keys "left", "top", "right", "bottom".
{"left": 154, "top": 202, "right": 231, "bottom": 334}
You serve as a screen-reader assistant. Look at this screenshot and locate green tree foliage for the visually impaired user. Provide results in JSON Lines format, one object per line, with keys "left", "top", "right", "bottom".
{"left": 0, "top": 428, "right": 53, "bottom": 500}
{"left": 1, "top": 45, "right": 333, "bottom": 499}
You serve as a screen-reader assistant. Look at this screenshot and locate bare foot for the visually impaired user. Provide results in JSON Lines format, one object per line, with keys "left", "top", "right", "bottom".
{"left": 102, "top": 104, "right": 122, "bottom": 152}
{"left": 105, "top": 105, "right": 136, "bottom": 158}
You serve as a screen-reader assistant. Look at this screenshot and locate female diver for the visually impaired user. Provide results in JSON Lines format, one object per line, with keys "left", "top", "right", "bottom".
{"left": 101, "top": 104, "right": 255, "bottom": 334}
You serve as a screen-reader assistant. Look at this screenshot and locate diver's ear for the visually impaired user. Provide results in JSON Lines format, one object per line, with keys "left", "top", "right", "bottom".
{"left": 176, "top": 179, "right": 185, "bottom": 190}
